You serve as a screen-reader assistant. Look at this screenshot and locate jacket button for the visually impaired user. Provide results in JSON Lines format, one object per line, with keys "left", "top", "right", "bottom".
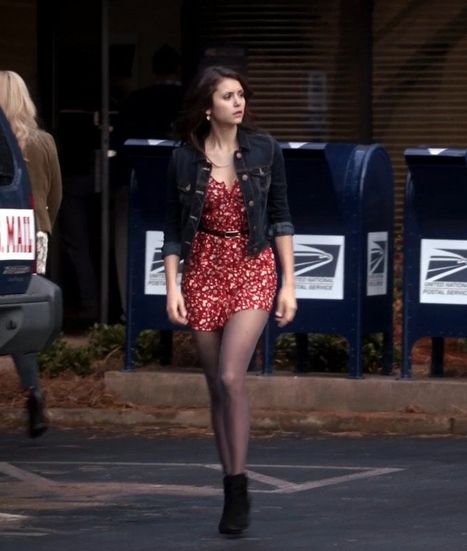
{"left": 242, "top": 174, "right": 248, "bottom": 181}
{"left": 248, "top": 200, "right": 254, "bottom": 207}
{"left": 236, "top": 152, "right": 242, "bottom": 159}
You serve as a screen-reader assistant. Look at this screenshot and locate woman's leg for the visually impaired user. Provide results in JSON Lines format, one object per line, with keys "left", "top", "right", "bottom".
{"left": 192, "top": 330, "right": 231, "bottom": 474}
{"left": 12, "top": 352, "right": 40, "bottom": 390}
{"left": 12, "top": 353, "right": 48, "bottom": 438}
{"left": 219, "top": 309, "right": 269, "bottom": 475}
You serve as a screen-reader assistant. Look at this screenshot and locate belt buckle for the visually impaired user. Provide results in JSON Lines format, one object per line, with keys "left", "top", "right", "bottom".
{"left": 224, "top": 230, "right": 239, "bottom": 238}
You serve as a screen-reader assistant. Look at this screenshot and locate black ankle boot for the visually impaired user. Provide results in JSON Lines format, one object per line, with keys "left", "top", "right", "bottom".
{"left": 26, "top": 387, "right": 48, "bottom": 438}
{"left": 218, "top": 473, "right": 250, "bottom": 535}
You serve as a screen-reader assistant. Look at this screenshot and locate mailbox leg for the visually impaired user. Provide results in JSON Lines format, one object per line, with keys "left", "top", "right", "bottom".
{"left": 347, "top": 334, "right": 363, "bottom": 379}
{"left": 430, "top": 337, "right": 444, "bottom": 377}
{"left": 159, "top": 330, "right": 173, "bottom": 366}
{"left": 382, "top": 331, "right": 393, "bottom": 375}
{"left": 124, "top": 253, "right": 135, "bottom": 371}
{"left": 124, "top": 344, "right": 135, "bottom": 371}
{"left": 295, "top": 333, "right": 309, "bottom": 372}
{"left": 248, "top": 338, "right": 259, "bottom": 372}
{"left": 401, "top": 334, "right": 413, "bottom": 379}
{"left": 261, "top": 323, "right": 274, "bottom": 375}
{"left": 124, "top": 324, "right": 137, "bottom": 372}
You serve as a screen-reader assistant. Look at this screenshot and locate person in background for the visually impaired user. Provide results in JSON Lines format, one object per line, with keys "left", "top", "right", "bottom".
{"left": 0, "top": 70, "right": 62, "bottom": 437}
{"left": 114, "top": 44, "right": 183, "bottom": 362}
{"left": 163, "top": 66, "right": 296, "bottom": 535}
{"left": 117, "top": 43, "right": 183, "bottom": 141}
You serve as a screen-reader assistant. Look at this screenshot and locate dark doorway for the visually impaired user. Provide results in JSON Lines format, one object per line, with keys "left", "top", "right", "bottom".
{"left": 38, "top": 1, "right": 104, "bottom": 328}
{"left": 37, "top": 0, "right": 184, "bottom": 329}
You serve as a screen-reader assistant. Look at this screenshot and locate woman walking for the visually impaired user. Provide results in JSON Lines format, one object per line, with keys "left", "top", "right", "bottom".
{"left": 0, "top": 70, "right": 62, "bottom": 437}
{"left": 162, "top": 66, "right": 296, "bottom": 534}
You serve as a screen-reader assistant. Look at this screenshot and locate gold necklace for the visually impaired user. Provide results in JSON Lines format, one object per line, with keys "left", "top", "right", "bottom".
{"left": 205, "top": 144, "right": 238, "bottom": 169}
{"left": 211, "top": 160, "right": 233, "bottom": 168}
{"left": 206, "top": 155, "right": 233, "bottom": 168}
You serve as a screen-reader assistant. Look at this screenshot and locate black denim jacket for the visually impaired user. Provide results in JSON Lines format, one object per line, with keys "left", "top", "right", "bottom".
{"left": 162, "top": 127, "right": 294, "bottom": 261}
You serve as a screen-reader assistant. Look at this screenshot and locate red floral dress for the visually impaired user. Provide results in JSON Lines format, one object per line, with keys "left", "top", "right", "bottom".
{"left": 182, "top": 176, "right": 277, "bottom": 331}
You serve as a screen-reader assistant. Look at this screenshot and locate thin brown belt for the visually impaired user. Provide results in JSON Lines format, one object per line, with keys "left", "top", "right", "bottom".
{"left": 198, "top": 225, "right": 248, "bottom": 239}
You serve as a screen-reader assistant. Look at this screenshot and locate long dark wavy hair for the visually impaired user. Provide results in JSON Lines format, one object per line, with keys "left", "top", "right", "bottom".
{"left": 174, "top": 65, "right": 255, "bottom": 153}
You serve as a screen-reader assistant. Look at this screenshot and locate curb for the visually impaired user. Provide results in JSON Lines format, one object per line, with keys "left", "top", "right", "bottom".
{"left": 2, "top": 407, "right": 467, "bottom": 436}
{"left": 104, "top": 371, "right": 467, "bottom": 415}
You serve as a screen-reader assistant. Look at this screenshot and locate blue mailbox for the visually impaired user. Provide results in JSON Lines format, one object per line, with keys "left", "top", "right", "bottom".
{"left": 123, "top": 140, "right": 394, "bottom": 377}
{"left": 263, "top": 143, "right": 394, "bottom": 378}
{"left": 402, "top": 148, "right": 467, "bottom": 378}
{"left": 123, "top": 139, "right": 177, "bottom": 370}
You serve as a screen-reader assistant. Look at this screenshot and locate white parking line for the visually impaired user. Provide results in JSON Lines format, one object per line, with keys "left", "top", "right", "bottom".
{"left": 205, "top": 463, "right": 300, "bottom": 491}
{"left": 13, "top": 460, "right": 401, "bottom": 470}
{"left": 203, "top": 462, "right": 403, "bottom": 494}
{"left": 0, "top": 531, "right": 48, "bottom": 537}
{"left": 276, "top": 467, "right": 403, "bottom": 494}
{"left": 0, "top": 462, "right": 56, "bottom": 488}
{"left": 4, "top": 461, "right": 404, "bottom": 495}
{"left": 0, "top": 513, "right": 28, "bottom": 521}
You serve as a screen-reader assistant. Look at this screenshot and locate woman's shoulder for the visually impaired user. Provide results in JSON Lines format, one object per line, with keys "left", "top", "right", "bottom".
{"left": 240, "top": 127, "right": 277, "bottom": 147}
{"left": 171, "top": 141, "right": 199, "bottom": 161}
{"left": 239, "top": 127, "right": 281, "bottom": 160}
{"left": 26, "top": 130, "right": 57, "bottom": 157}
{"left": 36, "top": 130, "right": 58, "bottom": 151}
{"left": 172, "top": 141, "right": 191, "bottom": 153}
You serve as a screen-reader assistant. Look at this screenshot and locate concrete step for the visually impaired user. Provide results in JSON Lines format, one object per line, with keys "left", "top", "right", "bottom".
{"left": 104, "top": 370, "right": 467, "bottom": 415}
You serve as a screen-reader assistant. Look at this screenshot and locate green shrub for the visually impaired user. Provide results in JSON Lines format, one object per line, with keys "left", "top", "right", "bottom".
{"left": 38, "top": 324, "right": 400, "bottom": 378}
{"left": 37, "top": 325, "right": 166, "bottom": 377}
{"left": 274, "top": 332, "right": 398, "bottom": 373}
{"left": 135, "top": 329, "right": 161, "bottom": 365}
{"left": 87, "top": 323, "right": 164, "bottom": 365}
{"left": 87, "top": 323, "right": 125, "bottom": 359}
{"left": 308, "top": 334, "right": 348, "bottom": 372}
{"left": 38, "top": 335, "right": 92, "bottom": 378}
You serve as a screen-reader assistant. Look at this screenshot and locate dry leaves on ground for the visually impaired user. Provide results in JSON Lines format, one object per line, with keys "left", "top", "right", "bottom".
{"left": 3, "top": 336, "right": 467, "bottom": 412}
{"left": 0, "top": 357, "right": 128, "bottom": 409}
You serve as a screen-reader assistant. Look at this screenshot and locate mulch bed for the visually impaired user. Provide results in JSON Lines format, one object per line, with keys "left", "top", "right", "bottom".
{"left": 2, "top": 339, "right": 467, "bottom": 410}
{"left": 410, "top": 338, "right": 467, "bottom": 377}
{"left": 0, "top": 357, "right": 127, "bottom": 409}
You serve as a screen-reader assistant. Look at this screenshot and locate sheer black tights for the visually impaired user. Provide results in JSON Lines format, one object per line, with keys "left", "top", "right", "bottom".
{"left": 193, "top": 309, "right": 269, "bottom": 475}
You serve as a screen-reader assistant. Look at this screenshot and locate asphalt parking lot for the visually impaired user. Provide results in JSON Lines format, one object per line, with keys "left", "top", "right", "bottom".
{"left": 1, "top": 428, "right": 467, "bottom": 550}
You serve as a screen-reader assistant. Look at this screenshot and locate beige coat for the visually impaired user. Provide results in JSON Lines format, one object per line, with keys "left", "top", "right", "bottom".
{"left": 24, "top": 130, "right": 62, "bottom": 234}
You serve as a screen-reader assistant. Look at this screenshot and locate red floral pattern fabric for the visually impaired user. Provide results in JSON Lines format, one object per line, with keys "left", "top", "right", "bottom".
{"left": 182, "top": 177, "right": 277, "bottom": 331}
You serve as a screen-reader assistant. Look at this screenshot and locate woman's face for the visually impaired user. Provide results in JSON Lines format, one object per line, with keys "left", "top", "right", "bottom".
{"left": 208, "top": 78, "right": 245, "bottom": 126}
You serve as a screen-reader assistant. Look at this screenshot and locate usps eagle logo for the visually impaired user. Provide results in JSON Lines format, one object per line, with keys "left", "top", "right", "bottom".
{"left": 294, "top": 243, "right": 341, "bottom": 277}
{"left": 369, "top": 241, "right": 386, "bottom": 275}
{"left": 425, "top": 248, "right": 467, "bottom": 283}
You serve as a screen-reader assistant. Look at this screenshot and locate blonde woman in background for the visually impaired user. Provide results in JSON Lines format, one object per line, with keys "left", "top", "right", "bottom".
{"left": 0, "top": 70, "right": 62, "bottom": 437}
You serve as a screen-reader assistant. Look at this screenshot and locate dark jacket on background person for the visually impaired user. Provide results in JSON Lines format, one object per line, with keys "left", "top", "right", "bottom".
{"left": 117, "top": 82, "right": 183, "bottom": 141}
{"left": 162, "top": 127, "right": 294, "bottom": 262}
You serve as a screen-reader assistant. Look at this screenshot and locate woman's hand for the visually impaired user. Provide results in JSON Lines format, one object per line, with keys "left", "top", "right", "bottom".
{"left": 166, "top": 289, "right": 189, "bottom": 326}
{"left": 275, "top": 285, "right": 297, "bottom": 327}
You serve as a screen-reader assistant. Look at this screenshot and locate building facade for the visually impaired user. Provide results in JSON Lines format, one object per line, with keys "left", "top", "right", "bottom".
{"left": 2, "top": 0, "right": 467, "bottom": 318}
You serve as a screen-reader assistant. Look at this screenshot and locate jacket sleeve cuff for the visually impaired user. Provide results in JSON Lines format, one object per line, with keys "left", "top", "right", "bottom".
{"left": 269, "top": 221, "right": 295, "bottom": 237}
{"left": 161, "top": 242, "right": 182, "bottom": 259}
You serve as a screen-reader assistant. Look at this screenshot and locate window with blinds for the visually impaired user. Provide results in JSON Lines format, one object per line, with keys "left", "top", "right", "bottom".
{"left": 192, "top": 1, "right": 467, "bottom": 232}
{"left": 193, "top": 0, "right": 362, "bottom": 142}
{"left": 373, "top": 0, "right": 467, "bottom": 231}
